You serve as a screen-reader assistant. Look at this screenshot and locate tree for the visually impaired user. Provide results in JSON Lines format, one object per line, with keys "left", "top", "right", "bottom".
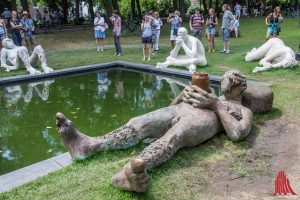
{"left": 11, "top": 0, "right": 17, "bottom": 10}
{"left": 131, "top": 0, "right": 136, "bottom": 18}
{"left": 112, "top": 0, "right": 120, "bottom": 11}
{"left": 136, "top": 0, "right": 142, "bottom": 19}
{"left": 75, "top": 0, "right": 80, "bottom": 20}
{"left": 173, "top": 0, "right": 178, "bottom": 10}
{"left": 87, "top": 0, "right": 94, "bottom": 21}
{"left": 178, "top": 0, "right": 186, "bottom": 19}
{"left": 103, "top": 0, "right": 113, "bottom": 19}
{"left": 20, "top": 0, "right": 29, "bottom": 11}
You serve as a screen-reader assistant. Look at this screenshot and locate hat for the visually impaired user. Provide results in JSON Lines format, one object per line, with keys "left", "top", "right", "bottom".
{"left": 22, "top": 11, "right": 29, "bottom": 15}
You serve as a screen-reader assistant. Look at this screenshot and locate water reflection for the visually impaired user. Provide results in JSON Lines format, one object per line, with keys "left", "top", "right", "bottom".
{"left": 0, "top": 69, "right": 220, "bottom": 175}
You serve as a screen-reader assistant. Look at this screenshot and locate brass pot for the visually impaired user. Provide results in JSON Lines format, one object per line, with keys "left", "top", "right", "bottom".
{"left": 192, "top": 72, "right": 209, "bottom": 91}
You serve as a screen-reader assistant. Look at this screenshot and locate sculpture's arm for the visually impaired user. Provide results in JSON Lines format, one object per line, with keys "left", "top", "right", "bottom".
{"left": 0, "top": 50, "right": 13, "bottom": 70}
{"left": 169, "top": 42, "right": 181, "bottom": 57}
{"left": 181, "top": 39, "right": 197, "bottom": 57}
{"left": 183, "top": 85, "right": 253, "bottom": 141}
{"left": 212, "top": 100, "right": 253, "bottom": 141}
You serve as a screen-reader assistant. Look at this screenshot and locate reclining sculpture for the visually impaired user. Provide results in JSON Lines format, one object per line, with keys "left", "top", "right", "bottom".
{"left": 245, "top": 38, "right": 298, "bottom": 73}
{"left": 156, "top": 27, "right": 207, "bottom": 73}
{"left": 0, "top": 38, "right": 53, "bottom": 74}
{"left": 55, "top": 70, "right": 273, "bottom": 193}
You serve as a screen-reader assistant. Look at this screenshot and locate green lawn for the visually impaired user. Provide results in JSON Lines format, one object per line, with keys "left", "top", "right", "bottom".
{"left": 0, "top": 18, "right": 300, "bottom": 200}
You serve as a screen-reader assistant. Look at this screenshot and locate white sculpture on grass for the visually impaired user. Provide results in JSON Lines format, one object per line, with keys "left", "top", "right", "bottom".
{"left": 245, "top": 38, "right": 298, "bottom": 73}
{"left": 156, "top": 27, "right": 207, "bottom": 73}
{"left": 1, "top": 38, "right": 53, "bottom": 75}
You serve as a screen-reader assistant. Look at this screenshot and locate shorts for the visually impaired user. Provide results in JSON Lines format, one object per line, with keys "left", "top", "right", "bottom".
{"left": 95, "top": 29, "right": 105, "bottom": 39}
{"left": 206, "top": 27, "right": 217, "bottom": 36}
{"left": 267, "top": 26, "right": 279, "bottom": 36}
{"left": 24, "top": 35, "right": 36, "bottom": 46}
{"left": 222, "top": 28, "right": 230, "bottom": 42}
{"left": 142, "top": 36, "right": 152, "bottom": 44}
{"left": 170, "top": 29, "right": 177, "bottom": 41}
{"left": 236, "top": 11, "right": 241, "bottom": 17}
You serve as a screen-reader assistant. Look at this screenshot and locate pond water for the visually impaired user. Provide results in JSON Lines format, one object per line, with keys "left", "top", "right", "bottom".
{"left": 0, "top": 69, "right": 220, "bottom": 175}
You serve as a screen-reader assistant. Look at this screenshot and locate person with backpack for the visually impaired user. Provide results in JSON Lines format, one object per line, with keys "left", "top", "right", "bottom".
{"left": 10, "top": 11, "right": 23, "bottom": 46}
{"left": 94, "top": 11, "right": 107, "bottom": 52}
{"left": 265, "top": 7, "right": 283, "bottom": 40}
{"left": 168, "top": 10, "right": 182, "bottom": 49}
{"left": 206, "top": 8, "right": 218, "bottom": 53}
{"left": 21, "top": 11, "right": 36, "bottom": 52}
{"left": 189, "top": 8, "right": 204, "bottom": 41}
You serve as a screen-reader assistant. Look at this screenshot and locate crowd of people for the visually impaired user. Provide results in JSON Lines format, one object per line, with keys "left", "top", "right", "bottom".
{"left": 0, "top": 4, "right": 284, "bottom": 61}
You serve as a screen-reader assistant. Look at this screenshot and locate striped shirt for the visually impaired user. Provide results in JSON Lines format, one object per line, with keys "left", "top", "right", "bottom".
{"left": 190, "top": 14, "right": 204, "bottom": 30}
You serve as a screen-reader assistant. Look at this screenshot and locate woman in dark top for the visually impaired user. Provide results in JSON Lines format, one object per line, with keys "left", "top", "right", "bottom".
{"left": 265, "top": 7, "right": 283, "bottom": 40}
{"left": 10, "top": 11, "right": 23, "bottom": 46}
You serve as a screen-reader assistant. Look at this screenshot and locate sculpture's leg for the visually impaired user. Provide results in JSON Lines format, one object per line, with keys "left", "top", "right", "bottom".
{"left": 29, "top": 45, "right": 53, "bottom": 73}
{"left": 111, "top": 113, "right": 220, "bottom": 192}
{"left": 17, "top": 46, "right": 41, "bottom": 75}
{"left": 56, "top": 106, "right": 177, "bottom": 159}
{"left": 253, "top": 49, "right": 284, "bottom": 73}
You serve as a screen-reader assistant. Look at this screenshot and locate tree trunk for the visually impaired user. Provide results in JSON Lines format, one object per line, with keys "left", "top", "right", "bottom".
{"left": 202, "top": 0, "right": 208, "bottom": 15}
{"left": 87, "top": 0, "right": 95, "bottom": 22}
{"left": 272, "top": 0, "right": 276, "bottom": 8}
{"left": 215, "top": 0, "right": 220, "bottom": 16}
{"left": 178, "top": 0, "right": 186, "bottom": 19}
{"left": 173, "top": 0, "right": 178, "bottom": 10}
{"left": 75, "top": 0, "right": 80, "bottom": 20}
{"left": 11, "top": 0, "right": 17, "bottom": 10}
{"left": 131, "top": 0, "right": 136, "bottom": 18}
{"left": 103, "top": 0, "right": 113, "bottom": 21}
{"left": 112, "top": 0, "right": 119, "bottom": 11}
{"left": 136, "top": 0, "right": 142, "bottom": 19}
{"left": 20, "top": 0, "right": 29, "bottom": 11}
{"left": 61, "top": 0, "right": 69, "bottom": 24}
{"left": 208, "top": 0, "right": 212, "bottom": 9}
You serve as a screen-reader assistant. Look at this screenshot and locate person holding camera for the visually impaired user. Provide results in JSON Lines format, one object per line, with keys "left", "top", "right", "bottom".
{"left": 21, "top": 11, "right": 36, "bottom": 52}
{"left": 141, "top": 15, "right": 153, "bottom": 61}
{"left": 167, "top": 10, "right": 182, "bottom": 49}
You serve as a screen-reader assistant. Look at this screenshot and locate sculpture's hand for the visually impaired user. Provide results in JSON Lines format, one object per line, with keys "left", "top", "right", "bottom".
{"left": 186, "top": 85, "right": 218, "bottom": 109}
{"left": 182, "top": 85, "right": 194, "bottom": 103}
{"left": 176, "top": 37, "right": 183, "bottom": 46}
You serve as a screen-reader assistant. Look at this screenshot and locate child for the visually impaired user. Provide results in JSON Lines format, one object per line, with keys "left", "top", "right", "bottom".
{"left": 206, "top": 8, "right": 218, "bottom": 53}
{"left": 231, "top": 15, "right": 239, "bottom": 38}
{"left": 141, "top": 16, "right": 153, "bottom": 61}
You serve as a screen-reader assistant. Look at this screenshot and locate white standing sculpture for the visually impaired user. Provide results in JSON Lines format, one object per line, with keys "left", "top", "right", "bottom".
{"left": 245, "top": 38, "right": 298, "bottom": 73}
{"left": 156, "top": 27, "right": 207, "bottom": 72}
{"left": 0, "top": 38, "right": 53, "bottom": 75}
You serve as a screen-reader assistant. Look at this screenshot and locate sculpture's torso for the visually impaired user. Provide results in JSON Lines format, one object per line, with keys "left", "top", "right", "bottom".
{"left": 2, "top": 47, "right": 18, "bottom": 66}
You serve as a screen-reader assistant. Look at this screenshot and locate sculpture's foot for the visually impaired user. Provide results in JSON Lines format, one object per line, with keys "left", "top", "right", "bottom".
{"left": 252, "top": 66, "right": 268, "bottom": 73}
{"left": 188, "top": 64, "right": 196, "bottom": 73}
{"left": 43, "top": 67, "right": 54, "bottom": 73}
{"left": 56, "top": 112, "right": 101, "bottom": 159}
{"left": 27, "top": 67, "right": 41, "bottom": 75}
{"left": 112, "top": 159, "right": 149, "bottom": 193}
{"left": 156, "top": 62, "right": 167, "bottom": 69}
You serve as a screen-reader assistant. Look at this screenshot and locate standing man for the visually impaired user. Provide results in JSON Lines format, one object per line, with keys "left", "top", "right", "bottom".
{"left": 221, "top": 4, "right": 234, "bottom": 54}
{"left": 234, "top": 2, "right": 241, "bottom": 20}
{"left": 189, "top": 8, "right": 204, "bottom": 41}
{"left": 21, "top": 11, "right": 36, "bottom": 52}
{"left": 110, "top": 10, "right": 122, "bottom": 56}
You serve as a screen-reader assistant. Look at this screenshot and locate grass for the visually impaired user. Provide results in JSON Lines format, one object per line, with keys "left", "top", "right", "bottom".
{"left": 1, "top": 18, "right": 300, "bottom": 200}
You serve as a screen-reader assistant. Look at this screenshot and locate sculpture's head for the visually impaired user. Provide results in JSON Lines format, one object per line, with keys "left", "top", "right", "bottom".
{"left": 177, "top": 27, "right": 188, "bottom": 40}
{"left": 2, "top": 38, "right": 16, "bottom": 49}
{"left": 221, "top": 70, "right": 247, "bottom": 100}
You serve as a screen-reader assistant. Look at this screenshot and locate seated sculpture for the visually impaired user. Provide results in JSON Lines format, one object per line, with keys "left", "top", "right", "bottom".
{"left": 55, "top": 70, "right": 261, "bottom": 193}
{"left": 156, "top": 27, "right": 207, "bottom": 73}
{"left": 245, "top": 38, "right": 298, "bottom": 73}
{"left": 0, "top": 38, "right": 53, "bottom": 75}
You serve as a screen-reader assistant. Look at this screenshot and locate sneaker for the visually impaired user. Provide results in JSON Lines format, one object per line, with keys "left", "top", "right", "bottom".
{"left": 100, "top": 48, "right": 104, "bottom": 52}
{"left": 225, "top": 50, "right": 230, "bottom": 54}
{"left": 220, "top": 49, "right": 226, "bottom": 53}
{"left": 115, "top": 52, "right": 118, "bottom": 55}
{"left": 97, "top": 47, "right": 100, "bottom": 52}
{"left": 117, "top": 53, "right": 122, "bottom": 56}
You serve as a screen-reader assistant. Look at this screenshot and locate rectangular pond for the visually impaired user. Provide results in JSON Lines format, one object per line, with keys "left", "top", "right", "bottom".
{"left": 0, "top": 68, "right": 221, "bottom": 175}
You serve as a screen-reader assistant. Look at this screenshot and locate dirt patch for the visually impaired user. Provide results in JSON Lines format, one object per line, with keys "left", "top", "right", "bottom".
{"left": 207, "top": 116, "right": 300, "bottom": 199}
